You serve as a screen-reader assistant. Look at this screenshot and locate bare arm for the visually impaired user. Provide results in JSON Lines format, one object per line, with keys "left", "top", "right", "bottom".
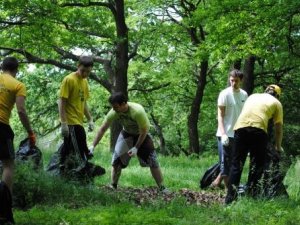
{"left": 135, "top": 127, "right": 148, "bottom": 149}
{"left": 92, "top": 122, "right": 110, "bottom": 147}
{"left": 15, "top": 96, "right": 33, "bottom": 133}
{"left": 58, "top": 98, "right": 68, "bottom": 123}
{"left": 84, "top": 102, "right": 93, "bottom": 121}
{"left": 274, "top": 122, "right": 283, "bottom": 151}
{"left": 217, "top": 106, "right": 226, "bottom": 135}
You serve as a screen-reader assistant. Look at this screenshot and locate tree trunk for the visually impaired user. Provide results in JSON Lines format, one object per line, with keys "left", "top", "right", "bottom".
{"left": 242, "top": 56, "right": 256, "bottom": 95}
{"left": 187, "top": 61, "right": 208, "bottom": 154}
{"left": 110, "top": 0, "right": 129, "bottom": 150}
{"left": 150, "top": 113, "right": 166, "bottom": 155}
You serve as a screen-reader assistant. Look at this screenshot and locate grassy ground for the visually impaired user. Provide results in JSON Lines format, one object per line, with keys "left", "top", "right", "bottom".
{"left": 12, "top": 139, "right": 300, "bottom": 225}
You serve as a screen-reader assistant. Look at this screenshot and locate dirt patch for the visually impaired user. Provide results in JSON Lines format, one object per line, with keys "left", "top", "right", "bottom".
{"left": 100, "top": 186, "right": 225, "bottom": 205}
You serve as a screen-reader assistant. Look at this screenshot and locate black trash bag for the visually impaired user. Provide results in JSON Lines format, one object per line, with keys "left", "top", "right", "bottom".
{"left": 47, "top": 142, "right": 105, "bottom": 181}
{"left": 199, "top": 163, "right": 220, "bottom": 189}
{"left": 15, "top": 138, "right": 43, "bottom": 170}
{"left": 260, "top": 119, "right": 289, "bottom": 198}
{"left": 261, "top": 145, "right": 289, "bottom": 198}
{"left": 0, "top": 181, "right": 14, "bottom": 224}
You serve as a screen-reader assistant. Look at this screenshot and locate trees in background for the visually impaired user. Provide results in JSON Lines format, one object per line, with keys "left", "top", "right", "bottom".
{"left": 0, "top": 0, "right": 299, "bottom": 155}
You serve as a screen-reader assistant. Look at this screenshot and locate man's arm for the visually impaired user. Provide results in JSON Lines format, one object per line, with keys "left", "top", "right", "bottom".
{"left": 92, "top": 122, "right": 110, "bottom": 148}
{"left": 135, "top": 127, "right": 148, "bottom": 149}
{"left": 58, "top": 98, "right": 68, "bottom": 123}
{"left": 16, "top": 96, "right": 33, "bottom": 133}
{"left": 217, "top": 106, "right": 226, "bottom": 135}
{"left": 274, "top": 122, "right": 283, "bottom": 152}
{"left": 84, "top": 102, "right": 93, "bottom": 122}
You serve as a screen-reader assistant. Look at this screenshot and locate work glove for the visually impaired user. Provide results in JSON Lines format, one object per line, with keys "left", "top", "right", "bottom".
{"left": 88, "top": 119, "right": 94, "bottom": 132}
{"left": 87, "top": 145, "right": 94, "bottom": 159}
{"left": 28, "top": 130, "right": 36, "bottom": 147}
{"left": 221, "top": 134, "right": 229, "bottom": 146}
{"left": 61, "top": 122, "right": 69, "bottom": 138}
{"left": 128, "top": 147, "right": 138, "bottom": 157}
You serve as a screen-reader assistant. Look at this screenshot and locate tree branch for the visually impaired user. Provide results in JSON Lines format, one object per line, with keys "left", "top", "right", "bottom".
{"left": 128, "top": 82, "right": 171, "bottom": 92}
{"left": 0, "top": 46, "right": 112, "bottom": 90}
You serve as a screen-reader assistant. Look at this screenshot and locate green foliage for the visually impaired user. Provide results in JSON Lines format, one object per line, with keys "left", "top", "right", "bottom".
{"left": 11, "top": 148, "right": 300, "bottom": 225}
{"left": 13, "top": 163, "right": 118, "bottom": 209}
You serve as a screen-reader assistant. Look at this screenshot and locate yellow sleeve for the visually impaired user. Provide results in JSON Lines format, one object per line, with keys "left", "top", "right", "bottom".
{"left": 16, "top": 82, "right": 26, "bottom": 97}
{"left": 60, "top": 77, "right": 70, "bottom": 99}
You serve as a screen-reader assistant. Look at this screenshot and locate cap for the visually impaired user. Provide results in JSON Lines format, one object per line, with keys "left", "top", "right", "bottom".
{"left": 266, "top": 84, "right": 281, "bottom": 97}
{"left": 269, "top": 84, "right": 281, "bottom": 96}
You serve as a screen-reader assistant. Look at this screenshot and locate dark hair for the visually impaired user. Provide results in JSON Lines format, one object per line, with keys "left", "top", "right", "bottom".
{"left": 78, "top": 56, "right": 94, "bottom": 67}
{"left": 109, "top": 92, "right": 128, "bottom": 104}
{"left": 1, "top": 57, "right": 19, "bottom": 72}
{"left": 229, "top": 69, "right": 243, "bottom": 80}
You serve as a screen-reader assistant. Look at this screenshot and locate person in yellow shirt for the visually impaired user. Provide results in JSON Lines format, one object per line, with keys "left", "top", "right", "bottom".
{"left": 0, "top": 57, "right": 35, "bottom": 223}
{"left": 225, "top": 85, "right": 283, "bottom": 204}
{"left": 58, "top": 56, "right": 94, "bottom": 169}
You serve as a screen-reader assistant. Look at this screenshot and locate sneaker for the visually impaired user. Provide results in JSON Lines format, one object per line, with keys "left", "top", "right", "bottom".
{"left": 159, "top": 185, "right": 171, "bottom": 194}
{"left": 108, "top": 183, "right": 118, "bottom": 190}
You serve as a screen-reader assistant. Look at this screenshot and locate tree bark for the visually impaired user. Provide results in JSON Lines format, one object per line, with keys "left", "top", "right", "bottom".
{"left": 242, "top": 56, "right": 256, "bottom": 95}
{"left": 187, "top": 61, "right": 208, "bottom": 154}
{"left": 109, "top": 0, "right": 129, "bottom": 150}
{"left": 150, "top": 113, "right": 166, "bottom": 155}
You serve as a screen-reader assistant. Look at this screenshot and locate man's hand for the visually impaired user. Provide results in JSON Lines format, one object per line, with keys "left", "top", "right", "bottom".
{"left": 221, "top": 134, "right": 229, "bottom": 146}
{"left": 87, "top": 145, "right": 94, "bottom": 159}
{"left": 61, "top": 122, "right": 69, "bottom": 138}
{"left": 128, "top": 147, "right": 138, "bottom": 157}
{"left": 276, "top": 146, "right": 284, "bottom": 153}
{"left": 28, "top": 131, "right": 36, "bottom": 146}
{"left": 88, "top": 119, "right": 94, "bottom": 132}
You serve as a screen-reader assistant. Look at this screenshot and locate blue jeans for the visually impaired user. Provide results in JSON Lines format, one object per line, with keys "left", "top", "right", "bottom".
{"left": 217, "top": 136, "right": 234, "bottom": 177}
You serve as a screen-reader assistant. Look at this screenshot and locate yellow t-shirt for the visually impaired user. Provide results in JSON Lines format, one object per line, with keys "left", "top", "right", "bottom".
{"left": 234, "top": 93, "right": 283, "bottom": 133}
{"left": 0, "top": 73, "right": 26, "bottom": 124}
{"left": 59, "top": 72, "right": 89, "bottom": 125}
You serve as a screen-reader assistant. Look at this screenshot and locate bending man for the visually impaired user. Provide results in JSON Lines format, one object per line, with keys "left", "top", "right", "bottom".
{"left": 225, "top": 85, "right": 283, "bottom": 204}
{"left": 91, "top": 92, "right": 168, "bottom": 192}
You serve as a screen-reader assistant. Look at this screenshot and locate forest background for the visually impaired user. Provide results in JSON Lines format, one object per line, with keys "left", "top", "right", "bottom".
{"left": 1, "top": 0, "right": 300, "bottom": 224}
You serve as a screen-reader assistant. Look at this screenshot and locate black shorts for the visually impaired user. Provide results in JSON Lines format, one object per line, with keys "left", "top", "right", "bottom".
{"left": 0, "top": 122, "right": 15, "bottom": 160}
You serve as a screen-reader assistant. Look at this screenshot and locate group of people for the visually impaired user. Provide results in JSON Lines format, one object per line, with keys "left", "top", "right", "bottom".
{"left": 57, "top": 55, "right": 167, "bottom": 192}
{"left": 0, "top": 56, "right": 168, "bottom": 223}
{"left": 0, "top": 56, "right": 283, "bottom": 223}
{"left": 211, "top": 69, "right": 283, "bottom": 204}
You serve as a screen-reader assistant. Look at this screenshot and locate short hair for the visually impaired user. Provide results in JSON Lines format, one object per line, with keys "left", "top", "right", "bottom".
{"left": 109, "top": 92, "right": 128, "bottom": 104}
{"left": 265, "top": 84, "right": 281, "bottom": 98}
{"left": 229, "top": 69, "right": 243, "bottom": 80}
{"left": 78, "top": 56, "right": 94, "bottom": 67}
{"left": 1, "top": 57, "right": 19, "bottom": 72}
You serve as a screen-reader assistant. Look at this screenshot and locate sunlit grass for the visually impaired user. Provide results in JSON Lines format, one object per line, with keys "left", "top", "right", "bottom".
{"left": 11, "top": 137, "right": 300, "bottom": 225}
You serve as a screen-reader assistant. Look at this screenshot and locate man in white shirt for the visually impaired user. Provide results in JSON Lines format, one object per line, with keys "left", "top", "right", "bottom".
{"left": 211, "top": 69, "right": 248, "bottom": 188}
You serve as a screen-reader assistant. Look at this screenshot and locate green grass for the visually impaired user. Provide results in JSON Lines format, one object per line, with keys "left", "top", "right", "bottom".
{"left": 12, "top": 139, "right": 300, "bottom": 225}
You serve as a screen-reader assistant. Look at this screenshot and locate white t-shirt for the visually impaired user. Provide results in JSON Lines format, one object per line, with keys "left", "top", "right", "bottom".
{"left": 216, "top": 87, "right": 248, "bottom": 137}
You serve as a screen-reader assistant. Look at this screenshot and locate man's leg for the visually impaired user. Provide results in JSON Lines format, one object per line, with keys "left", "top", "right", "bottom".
{"left": 212, "top": 137, "right": 224, "bottom": 187}
{"left": 212, "top": 173, "right": 223, "bottom": 187}
{"left": 150, "top": 167, "right": 163, "bottom": 187}
{"left": 222, "top": 138, "right": 234, "bottom": 189}
{"left": 247, "top": 129, "right": 268, "bottom": 197}
{"left": 225, "top": 129, "right": 248, "bottom": 204}
{"left": 111, "top": 164, "right": 122, "bottom": 189}
{"left": 1, "top": 159, "right": 14, "bottom": 194}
